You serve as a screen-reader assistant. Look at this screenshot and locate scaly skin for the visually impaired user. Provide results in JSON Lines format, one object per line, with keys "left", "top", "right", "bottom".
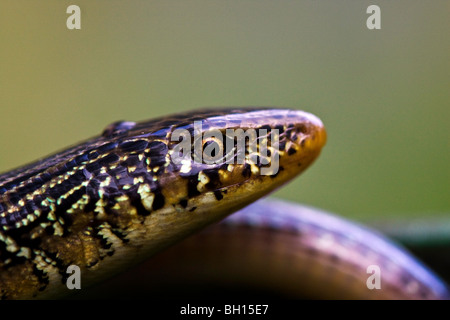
{"left": 0, "top": 108, "right": 326, "bottom": 299}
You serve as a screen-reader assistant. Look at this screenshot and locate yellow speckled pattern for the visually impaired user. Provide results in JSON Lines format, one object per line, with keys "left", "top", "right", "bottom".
{"left": 0, "top": 107, "right": 326, "bottom": 299}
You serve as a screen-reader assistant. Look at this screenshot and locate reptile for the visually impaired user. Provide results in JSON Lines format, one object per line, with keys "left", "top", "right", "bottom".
{"left": 0, "top": 107, "right": 448, "bottom": 299}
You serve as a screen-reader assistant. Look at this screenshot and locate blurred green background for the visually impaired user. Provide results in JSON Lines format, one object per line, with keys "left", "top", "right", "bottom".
{"left": 0, "top": 1, "right": 448, "bottom": 222}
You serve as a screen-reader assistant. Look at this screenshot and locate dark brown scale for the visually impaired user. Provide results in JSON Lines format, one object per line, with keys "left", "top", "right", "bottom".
{"left": 179, "top": 199, "right": 188, "bottom": 208}
{"left": 87, "top": 150, "right": 100, "bottom": 161}
{"left": 242, "top": 164, "right": 252, "bottom": 178}
{"left": 96, "top": 142, "right": 118, "bottom": 153}
{"left": 123, "top": 154, "right": 141, "bottom": 167}
{"left": 47, "top": 181, "right": 75, "bottom": 200}
{"left": 85, "top": 161, "right": 101, "bottom": 173}
{"left": 118, "top": 140, "right": 148, "bottom": 153}
{"left": 145, "top": 141, "right": 168, "bottom": 167}
{"left": 74, "top": 153, "right": 89, "bottom": 165}
{"left": 151, "top": 191, "right": 165, "bottom": 211}
{"left": 97, "top": 153, "right": 120, "bottom": 167}
{"left": 274, "top": 125, "right": 285, "bottom": 135}
{"left": 0, "top": 107, "right": 325, "bottom": 299}
{"left": 82, "top": 196, "right": 97, "bottom": 214}
{"left": 187, "top": 174, "right": 201, "bottom": 198}
{"left": 109, "top": 165, "right": 128, "bottom": 180}
{"left": 278, "top": 139, "right": 286, "bottom": 152}
{"left": 213, "top": 190, "right": 224, "bottom": 201}
{"left": 258, "top": 125, "right": 272, "bottom": 135}
{"left": 203, "top": 169, "right": 221, "bottom": 190}
{"left": 6, "top": 194, "right": 21, "bottom": 206}
{"left": 57, "top": 186, "right": 87, "bottom": 217}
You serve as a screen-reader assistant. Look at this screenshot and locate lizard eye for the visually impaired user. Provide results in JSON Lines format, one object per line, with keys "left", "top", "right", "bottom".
{"left": 201, "top": 136, "right": 224, "bottom": 164}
